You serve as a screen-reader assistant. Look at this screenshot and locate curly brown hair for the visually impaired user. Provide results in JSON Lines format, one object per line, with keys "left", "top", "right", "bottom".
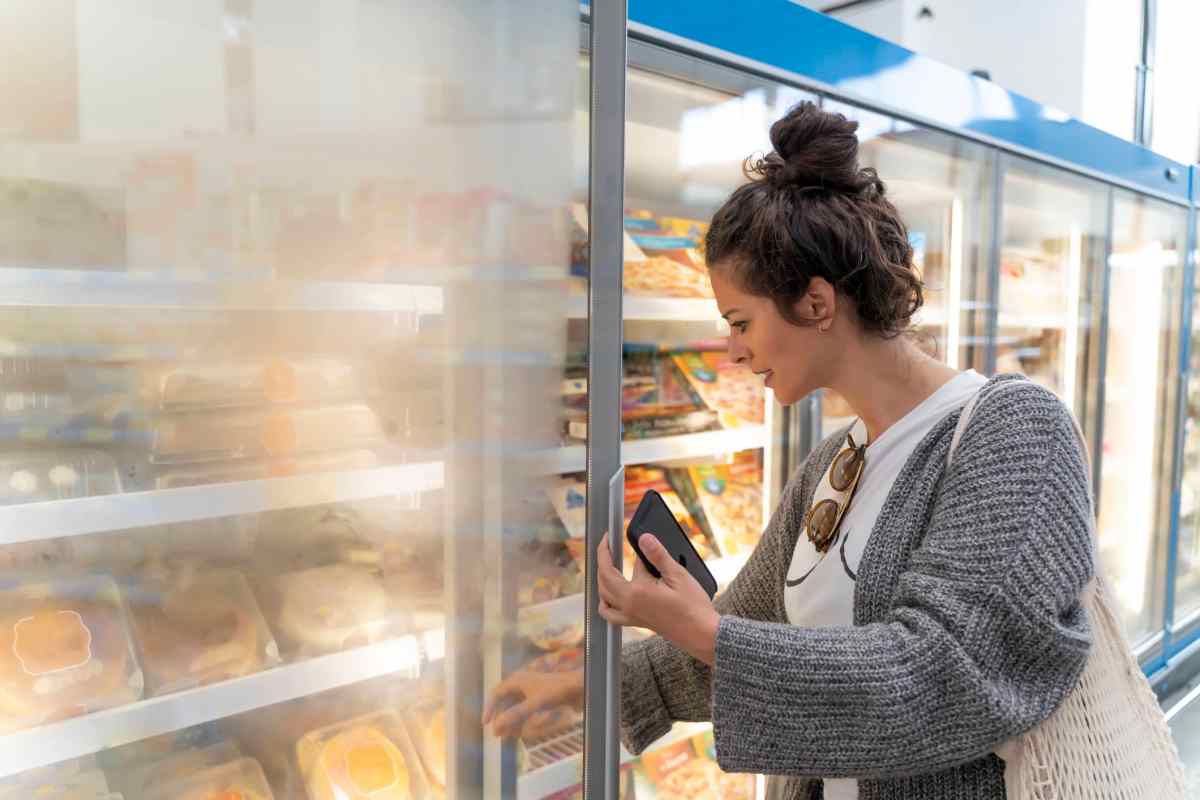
{"left": 705, "top": 101, "right": 923, "bottom": 338}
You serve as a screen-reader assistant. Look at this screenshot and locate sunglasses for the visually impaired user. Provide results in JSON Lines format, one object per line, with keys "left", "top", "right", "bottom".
{"left": 803, "top": 430, "right": 866, "bottom": 553}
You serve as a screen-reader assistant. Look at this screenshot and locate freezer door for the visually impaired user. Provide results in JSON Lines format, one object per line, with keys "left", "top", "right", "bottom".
{"left": 0, "top": 2, "right": 582, "bottom": 799}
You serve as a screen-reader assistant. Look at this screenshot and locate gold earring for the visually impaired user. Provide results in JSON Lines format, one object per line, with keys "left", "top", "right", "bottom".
{"left": 819, "top": 320, "right": 832, "bottom": 332}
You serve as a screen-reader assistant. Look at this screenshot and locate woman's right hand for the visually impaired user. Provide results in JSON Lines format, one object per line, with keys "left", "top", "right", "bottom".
{"left": 481, "top": 668, "right": 585, "bottom": 739}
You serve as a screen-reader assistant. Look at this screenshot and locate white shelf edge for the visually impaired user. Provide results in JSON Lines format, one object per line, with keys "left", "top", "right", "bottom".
{"left": 996, "top": 312, "right": 1072, "bottom": 330}
{"left": 0, "top": 632, "right": 443, "bottom": 779}
{"left": 0, "top": 268, "right": 444, "bottom": 314}
{"left": 566, "top": 291, "right": 722, "bottom": 322}
{"left": 516, "top": 719, "right": 712, "bottom": 800}
{"left": 0, "top": 461, "right": 445, "bottom": 545}
{"left": 530, "top": 426, "right": 769, "bottom": 475}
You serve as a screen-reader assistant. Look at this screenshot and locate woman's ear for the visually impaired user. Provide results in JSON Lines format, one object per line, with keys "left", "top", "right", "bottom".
{"left": 792, "top": 277, "right": 836, "bottom": 329}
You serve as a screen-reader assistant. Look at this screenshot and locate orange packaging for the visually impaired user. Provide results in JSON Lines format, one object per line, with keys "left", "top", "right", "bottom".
{"left": 296, "top": 710, "right": 433, "bottom": 800}
{"left": 0, "top": 576, "right": 143, "bottom": 734}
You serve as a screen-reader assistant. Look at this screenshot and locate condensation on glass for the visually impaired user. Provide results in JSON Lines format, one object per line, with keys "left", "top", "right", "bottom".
{"left": 0, "top": 1, "right": 577, "bottom": 798}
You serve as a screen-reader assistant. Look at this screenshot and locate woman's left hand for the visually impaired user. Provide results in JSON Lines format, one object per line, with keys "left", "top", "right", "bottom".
{"left": 596, "top": 532, "right": 721, "bottom": 667}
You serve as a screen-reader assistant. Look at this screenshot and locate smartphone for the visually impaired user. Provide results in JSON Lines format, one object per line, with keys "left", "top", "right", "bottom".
{"left": 626, "top": 489, "right": 718, "bottom": 599}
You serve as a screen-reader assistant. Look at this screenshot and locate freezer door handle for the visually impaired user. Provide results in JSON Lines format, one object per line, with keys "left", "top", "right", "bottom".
{"left": 604, "top": 466, "right": 624, "bottom": 800}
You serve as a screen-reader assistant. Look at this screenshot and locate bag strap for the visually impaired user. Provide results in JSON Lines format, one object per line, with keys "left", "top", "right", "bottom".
{"left": 948, "top": 377, "right": 1095, "bottom": 515}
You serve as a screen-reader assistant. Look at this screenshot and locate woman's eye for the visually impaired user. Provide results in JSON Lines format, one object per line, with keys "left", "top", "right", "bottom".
{"left": 733, "top": 321, "right": 748, "bottom": 333}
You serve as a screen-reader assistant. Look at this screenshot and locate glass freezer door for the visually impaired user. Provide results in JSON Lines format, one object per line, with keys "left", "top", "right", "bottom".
{"left": 0, "top": 2, "right": 581, "bottom": 799}
{"left": 1098, "top": 193, "right": 1186, "bottom": 646}
{"left": 995, "top": 160, "right": 1108, "bottom": 423}
{"left": 817, "top": 102, "right": 997, "bottom": 441}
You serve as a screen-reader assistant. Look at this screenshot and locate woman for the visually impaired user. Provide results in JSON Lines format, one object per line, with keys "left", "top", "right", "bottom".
{"left": 483, "top": 101, "right": 1093, "bottom": 800}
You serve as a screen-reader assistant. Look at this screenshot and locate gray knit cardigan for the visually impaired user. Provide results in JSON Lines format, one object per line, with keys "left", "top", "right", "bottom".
{"left": 620, "top": 374, "right": 1095, "bottom": 800}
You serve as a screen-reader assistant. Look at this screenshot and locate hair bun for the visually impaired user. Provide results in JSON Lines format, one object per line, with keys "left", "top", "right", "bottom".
{"left": 753, "top": 101, "right": 867, "bottom": 194}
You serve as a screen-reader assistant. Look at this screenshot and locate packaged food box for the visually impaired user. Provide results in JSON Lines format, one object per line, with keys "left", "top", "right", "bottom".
{"left": 679, "top": 464, "right": 763, "bottom": 558}
{"left": 625, "top": 466, "right": 717, "bottom": 561}
{"left": 0, "top": 450, "right": 122, "bottom": 506}
{"left": 126, "top": 569, "right": 280, "bottom": 696}
{"left": 633, "top": 735, "right": 726, "bottom": 800}
{"left": 145, "top": 756, "right": 275, "bottom": 800}
{"left": 114, "top": 739, "right": 242, "bottom": 799}
{"left": 0, "top": 755, "right": 99, "bottom": 798}
{"left": 400, "top": 703, "right": 447, "bottom": 798}
{"left": 0, "top": 575, "right": 143, "bottom": 734}
{"left": 689, "top": 730, "right": 755, "bottom": 799}
{"left": 0, "top": 759, "right": 107, "bottom": 800}
{"left": 98, "top": 722, "right": 226, "bottom": 772}
{"left": 154, "top": 449, "right": 378, "bottom": 489}
{"left": 296, "top": 710, "right": 432, "bottom": 800}
{"left": 671, "top": 352, "right": 764, "bottom": 427}
{"left": 260, "top": 564, "right": 394, "bottom": 658}
{"left": 156, "top": 359, "right": 366, "bottom": 411}
{"left": 151, "top": 405, "right": 384, "bottom": 464}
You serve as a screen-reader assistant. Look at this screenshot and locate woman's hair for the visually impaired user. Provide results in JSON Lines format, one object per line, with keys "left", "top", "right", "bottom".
{"left": 705, "top": 101, "right": 923, "bottom": 338}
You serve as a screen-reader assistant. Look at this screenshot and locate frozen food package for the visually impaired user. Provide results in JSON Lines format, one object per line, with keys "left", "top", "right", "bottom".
{"left": 98, "top": 722, "right": 227, "bottom": 773}
{"left": 0, "top": 575, "right": 143, "bottom": 734}
{"left": 632, "top": 736, "right": 726, "bottom": 800}
{"left": 262, "top": 564, "right": 393, "bottom": 657}
{"left": 623, "top": 256, "right": 713, "bottom": 298}
{"left": 127, "top": 569, "right": 280, "bottom": 696}
{"left": 401, "top": 704, "right": 447, "bottom": 798}
{"left": 151, "top": 405, "right": 385, "bottom": 464}
{"left": 0, "top": 450, "right": 122, "bottom": 506}
{"left": 156, "top": 359, "right": 366, "bottom": 411}
{"left": 114, "top": 739, "right": 242, "bottom": 799}
{"left": 671, "top": 351, "right": 764, "bottom": 427}
{"left": 0, "top": 758, "right": 106, "bottom": 800}
{"left": 145, "top": 756, "right": 275, "bottom": 800}
{"left": 684, "top": 463, "right": 763, "bottom": 558}
{"left": 690, "top": 730, "right": 754, "bottom": 800}
{"left": 296, "top": 710, "right": 432, "bottom": 800}
{"left": 154, "top": 449, "right": 379, "bottom": 490}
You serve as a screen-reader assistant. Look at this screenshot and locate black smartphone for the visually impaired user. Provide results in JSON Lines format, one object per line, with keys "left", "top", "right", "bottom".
{"left": 626, "top": 489, "right": 718, "bottom": 599}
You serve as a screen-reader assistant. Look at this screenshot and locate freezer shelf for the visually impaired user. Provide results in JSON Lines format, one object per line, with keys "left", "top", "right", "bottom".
{"left": 531, "top": 426, "right": 769, "bottom": 475}
{"left": 0, "top": 460, "right": 445, "bottom": 546}
{"left": 517, "top": 720, "right": 712, "bottom": 800}
{"left": 566, "top": 291, "right": 721, "bottom": 322}
{"left": 0, "top": 268, "right": 444, "bottom": 314}
{"left": 0, "top": 628, "right": 444, "bottom": 779}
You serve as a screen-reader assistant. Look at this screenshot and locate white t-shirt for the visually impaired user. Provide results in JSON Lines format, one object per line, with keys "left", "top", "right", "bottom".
{"left": 783, "top": 370, "right": 986, "bottom": 800}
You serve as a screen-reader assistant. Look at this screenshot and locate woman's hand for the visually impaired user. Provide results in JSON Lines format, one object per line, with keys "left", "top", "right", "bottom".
{"left": 482, "top": 668, "right": 584, "bottom": 739}
{"left": 597, "top": 532, "right": 720, "bottom": 666}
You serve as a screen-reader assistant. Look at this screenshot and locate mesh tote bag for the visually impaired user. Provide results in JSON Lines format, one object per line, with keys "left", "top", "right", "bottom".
{"left": 948, "top": 378, "right": 1186, "bottom": 800}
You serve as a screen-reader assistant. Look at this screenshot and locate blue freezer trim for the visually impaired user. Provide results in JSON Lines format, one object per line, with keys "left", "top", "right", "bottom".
{"left": 612, "top": 0, "right": 1193, "bottom": 203}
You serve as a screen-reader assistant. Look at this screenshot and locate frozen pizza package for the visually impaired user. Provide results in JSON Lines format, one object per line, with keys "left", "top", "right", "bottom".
{"left": 682, "top": 463, "right": 763, "bottom": 558}
{"left": 671, "top": 351, "right": 764, "bottom": 427}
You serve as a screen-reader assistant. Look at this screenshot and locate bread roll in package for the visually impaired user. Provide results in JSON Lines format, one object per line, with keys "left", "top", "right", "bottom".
{"left": 0, "top": 575, "right": 143, "bottom": 734}
{"left": 125, "top": 568, "right": 280, "bottom": 696}
{"left": 144, "top": 756, "right": 275, "bottom": 800}
{"left": 296, "top": 710, "right": 433, "bottom": 800}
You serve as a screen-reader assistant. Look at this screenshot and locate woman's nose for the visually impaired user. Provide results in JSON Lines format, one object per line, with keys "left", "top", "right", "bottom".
{"left": 727, "top": 337, "right": 750, "bottom": 365}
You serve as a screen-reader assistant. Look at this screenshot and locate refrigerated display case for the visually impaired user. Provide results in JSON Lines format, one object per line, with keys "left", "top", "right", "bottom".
{"left": 1098, "top": 193, "right": 1188, "bottom": 645}
{"left": 3, "top": 1, "right": 1199, "bottom": 798}
{"left": 995, "top": 160, "right": 1109, "bottom": 423}
{"left": 817, "top": 102, "right": 998, "bottom": 439}
{"left": 0, "top": 2, "right": 580, "bottom": 800}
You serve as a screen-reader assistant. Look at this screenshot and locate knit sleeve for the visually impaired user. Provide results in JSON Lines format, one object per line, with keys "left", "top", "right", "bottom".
{"left": 619, "top": 432, "right": 844, "bottom": 756}
{"left": 709, "top": 381, "right": 1095, "bottom": 778}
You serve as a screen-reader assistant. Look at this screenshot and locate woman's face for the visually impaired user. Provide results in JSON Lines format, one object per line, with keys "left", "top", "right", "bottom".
{"left": 710, "top": 267, "right": 836, "bottom": 406}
